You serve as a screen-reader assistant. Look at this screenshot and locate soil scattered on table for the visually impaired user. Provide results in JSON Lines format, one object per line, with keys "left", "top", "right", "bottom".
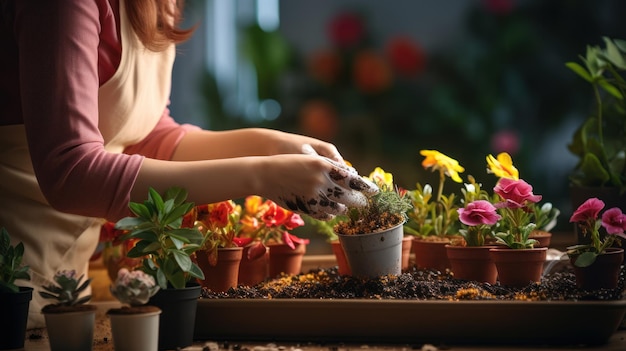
{"left": 201, "top": 265, "right": 625, "bottom": 301}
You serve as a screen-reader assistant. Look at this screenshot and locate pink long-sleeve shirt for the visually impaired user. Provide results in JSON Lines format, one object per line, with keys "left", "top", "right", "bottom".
{"left": 0, "top": 0, "right": 195, "bottom": 221}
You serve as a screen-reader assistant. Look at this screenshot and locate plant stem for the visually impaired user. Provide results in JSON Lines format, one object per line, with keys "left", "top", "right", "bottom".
{"left": 593, "top": 83, "right": 604, "bottom": 147}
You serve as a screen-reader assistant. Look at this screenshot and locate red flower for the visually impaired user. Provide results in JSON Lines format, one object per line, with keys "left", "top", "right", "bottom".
{"left": 483, "top": 0, "right": 514, "bottom": 16}
{"left": 99, "top": 221, "right": 126, "bottom": 246}
{"left": 385, "top": 36, "right": 426, "bottom": 77}
{"left": 458, "top": 200, "right": 501, "bottom": 226}
{"left": 328, "top": 12, "right": 365, "bottom": 48}
{"left": 493, "top": 178, "right": 542, "bottom": 209}
{"left": 209, "top": 201, "right": 235, "bottom": 228}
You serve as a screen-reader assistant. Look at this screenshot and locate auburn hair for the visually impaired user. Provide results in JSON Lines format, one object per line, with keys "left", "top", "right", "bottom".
{"left": 124, "top": 0, "right": 195, "bottom": 51}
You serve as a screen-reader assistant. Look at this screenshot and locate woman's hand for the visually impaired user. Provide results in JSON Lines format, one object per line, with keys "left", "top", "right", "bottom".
{"left": 258, "top": 153, "right": 379, "bottom": 220}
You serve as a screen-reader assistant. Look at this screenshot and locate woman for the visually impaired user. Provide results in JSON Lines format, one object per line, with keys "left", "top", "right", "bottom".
{"left": 0, "top": 0, "right": 377, "bottom": 328}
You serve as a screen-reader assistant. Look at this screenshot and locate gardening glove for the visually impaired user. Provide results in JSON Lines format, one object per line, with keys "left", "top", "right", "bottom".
{"left": 280, "top": 144, "right": 379, "bottom": 220}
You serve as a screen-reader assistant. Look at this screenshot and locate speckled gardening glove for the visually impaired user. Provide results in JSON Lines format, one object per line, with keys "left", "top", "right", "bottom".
{"left": 278, "top": 145, "right": 379, "bottom": 220}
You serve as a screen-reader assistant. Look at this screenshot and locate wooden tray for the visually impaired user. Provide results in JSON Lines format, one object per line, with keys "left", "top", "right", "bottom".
{"left": 194, "top": 298, "right": 626, "bottom": 346}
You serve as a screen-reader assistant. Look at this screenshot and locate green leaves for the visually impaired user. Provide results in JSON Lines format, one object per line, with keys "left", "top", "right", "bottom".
{"left": 115, "top": 187, "right": 205, "bottom": 290}
{"left": 565, "top": 37, "right": 626, "bottom": 193}
{"left": 0, "top": 227, "right": 30, "bottom": 293}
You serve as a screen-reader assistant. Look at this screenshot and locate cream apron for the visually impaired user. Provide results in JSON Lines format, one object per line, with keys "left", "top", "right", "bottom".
{"left": 0, "top": 0, "right": 174, "bottom": 328}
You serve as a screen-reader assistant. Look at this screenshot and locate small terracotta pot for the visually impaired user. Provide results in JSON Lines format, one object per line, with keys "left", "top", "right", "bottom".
{"left": 268, "top": 242, "right": 307, "bottom": 278}
{"left": 412, "top": 237, "right": 452, "bottom": 272}
{"left": 401, "top": 236, "right": 413, "bottom": 272}
{"left": 238, "top": 244, "right": 269, "bottom": 287}
{"left": 489, "top": 247, "right": 548, "bottom": 287}
{"left": 196, "top": 247, "right": 243, "bottom": 292}
{"left": 330, "top": 240, "right": 351, "bottom": 275}
{"left": 446, "top": 245, "right": 498, "bottom": 284}
{"left": 529, "top": 230, "right": 552, "bottom": 248}
{"left": 569, "top": 248, "right": 624, "bottom": 290}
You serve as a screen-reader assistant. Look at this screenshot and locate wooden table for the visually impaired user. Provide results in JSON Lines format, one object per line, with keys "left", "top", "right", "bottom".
{"left": 21, "top": 301, "right": 626, "bottom": 351}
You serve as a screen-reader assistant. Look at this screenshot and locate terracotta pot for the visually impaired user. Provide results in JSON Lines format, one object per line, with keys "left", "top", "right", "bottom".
{"left": 330, "top": 240, "right": 351, "bottom": 275}
{"left": 196, "top": 247, "right": 243, "bottom": 292}
{"left": 108, "top": 306, "right": 161, "bottom": 351}
{"left": 529, "top": 230, "right": 552, "bottom": 248}
{"left": 0, "top": 286, "right": 33, "bottom": 350}
{"left": 268, "top": 242, "right": 307, "bottom": 278}
{"left": 238, "top": 244, "right": 269, "bottom": 287}
{"left": 43, "top": 305, "right": 97, "bottom": 351}
{"left": 489, "top": 247, "right": 548, "bottom": 288}
{"left": 338, "top": 222, "right": 404, "bottom": 278}
{"left": 446, "top": 245, "right": 498, "bottom": 284}
{"left": 569, "top": 248, "right": 624, "bottom": 290}
{"left": 412, "top": 237, "right": 452, "bottom": 272}
{"left": 401, "top": 236, "right": 413, "bottom": 272}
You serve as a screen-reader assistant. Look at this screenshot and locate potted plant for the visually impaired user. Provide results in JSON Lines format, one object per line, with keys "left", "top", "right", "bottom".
{"left": 405, "top": 149, "right": 464, "bottom": 271}
{"left": 236, "top": 195, "right": 309, "bottom": 279}
{"left": 303, "top": 214, "right": 352, "bottom": 275}
{"left": 114, "top": 186, "right": 205, "bottom": 351}
{"left": 107, "top": 268, "right": 161, "bottom": 351}
{"left": 0, "top": 227, "right": 32, "bottom": 350}
{"left": 446, "top": 176, "right": 500, "bottom": 284}
{"left": 566, "top": 197, "right": 626, "bottom": 290}
{"left": 487, "top": 176, "right": 548, "bottom": 287}
{"left": 39, "top": 269, "right": 97, "bottom": 351}
{"left": 565, "top": 37, "right": 626, "bottom": 236}
{"left": 485, "top": 152, "right": 560, "bottom": 247}
{"left": 193, "top": 200, "right": 245, "bottom": 292}
{"left": 333, "top": 167, "right": 413, "bottom": 278}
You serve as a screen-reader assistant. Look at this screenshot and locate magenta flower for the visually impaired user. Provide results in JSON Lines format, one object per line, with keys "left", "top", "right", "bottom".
{"left": 569, "top": 197, "right": 604, "bottom": 223}
{"left": 601, "top": 207, "right": 626, "bottom": 237}
{"left": 458, "top": 200, "right": 501, "bottom": 226}
{"left": 493, "top": 178, "right": 542, "bottom": 208}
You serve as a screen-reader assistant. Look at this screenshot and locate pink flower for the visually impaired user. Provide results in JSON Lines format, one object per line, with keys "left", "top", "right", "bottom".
{"left": 601, "top": 207, "right": 626, "bottom": 237}
{"left": 493, "top": 178, "right": 542, "bottom": 208}
{"left": 569, "top": 197, "right": 604, "bottom": 223}
{"left": 458, "top": 200, "right": 501, "bottom": 226}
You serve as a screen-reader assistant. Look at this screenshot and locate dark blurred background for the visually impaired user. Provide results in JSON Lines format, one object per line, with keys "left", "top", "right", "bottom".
{"left": 169, "top": 0, "right": 626, "bottom": 241}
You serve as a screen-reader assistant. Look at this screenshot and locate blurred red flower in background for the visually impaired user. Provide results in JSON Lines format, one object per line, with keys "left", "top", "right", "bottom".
{"left": 386, "top": 36, "right": 426, "bottom": 77}
{"left": 328, "top": 12, "right": 365, "bottom": 48}
{"left": 353, "top": 50, "right": 392, "bottom": 93}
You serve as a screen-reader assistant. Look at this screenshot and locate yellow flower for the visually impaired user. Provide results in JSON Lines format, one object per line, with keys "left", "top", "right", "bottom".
{"left": 486, "top": 152, "right": 519, "bottom": 180}
{"left": 367, "top": 167, "right": 394, "bottom": 190}
{"left": 420, "top": 150, "right": 464, "bottom": 183}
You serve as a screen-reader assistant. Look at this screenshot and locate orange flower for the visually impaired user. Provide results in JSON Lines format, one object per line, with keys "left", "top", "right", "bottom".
{"left": 353, "top": 51, "right": 392, "bottom": 94}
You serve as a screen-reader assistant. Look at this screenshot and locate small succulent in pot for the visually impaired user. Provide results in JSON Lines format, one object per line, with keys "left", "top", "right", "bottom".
{"left": 0, "top": 227, "right": 31, "bottom": 293}
{"left": 110, "top": 268, "right": 160, "bottom": 307}
{"left": 39, "top": 269, "right": 95, "bottom": 313}
{"left": 334, "top": 167, "right": 412, "bottom": 235}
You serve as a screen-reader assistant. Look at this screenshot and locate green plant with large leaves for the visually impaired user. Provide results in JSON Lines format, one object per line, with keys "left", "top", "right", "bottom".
{"left": 566, "top": 37, "right": 626, "bottom": 194}
{"left": 0, "top": 227, "right": 30, "bottom": 293}
{"left": 115, "top": 187, "right": 205, "bottom": 290}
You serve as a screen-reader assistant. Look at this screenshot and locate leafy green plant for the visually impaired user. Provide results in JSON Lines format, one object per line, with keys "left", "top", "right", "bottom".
{"left": 0, "top": 227, "right": 31, "bottom": 293}
{"left": 39, "top": 270, "right": 91, "bottom": 306}
{"left": 115, "top": 187, "right": 205, "bottom": 290}
{"left": 566, "top": 37, "right": 626, "bottom": 193}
